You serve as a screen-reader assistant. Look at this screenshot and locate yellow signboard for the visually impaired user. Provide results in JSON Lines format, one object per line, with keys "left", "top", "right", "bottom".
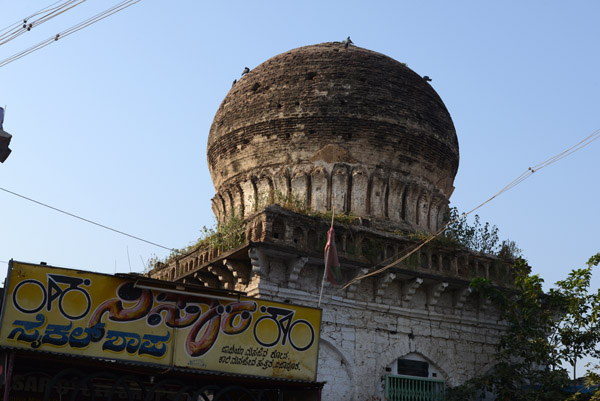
{"left": 0, "top": 261, "right": 321, "bottom": 381}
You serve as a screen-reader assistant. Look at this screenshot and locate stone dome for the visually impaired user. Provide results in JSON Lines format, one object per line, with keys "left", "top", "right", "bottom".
{"left": 207, "top": 42, "right": 459, "bottom": 233}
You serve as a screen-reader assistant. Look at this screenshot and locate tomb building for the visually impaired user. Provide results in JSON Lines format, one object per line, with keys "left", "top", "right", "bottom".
{"left": 149, "top": 42, "right": 511, "bottom": 400}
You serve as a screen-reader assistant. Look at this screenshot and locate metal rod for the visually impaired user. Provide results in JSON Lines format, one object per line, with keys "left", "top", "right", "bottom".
{"left": 133, "top": 283, "right": 240, "bottom": 302}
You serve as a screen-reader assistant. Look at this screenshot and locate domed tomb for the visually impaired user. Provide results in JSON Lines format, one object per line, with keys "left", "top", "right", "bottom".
{"left": 207, "top": 42, "right": 459, "bottom": 233}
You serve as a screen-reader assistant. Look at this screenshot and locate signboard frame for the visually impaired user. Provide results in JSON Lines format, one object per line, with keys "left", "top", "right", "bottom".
{"left": 0, "top": 260, "right": 322, "bottom": 381}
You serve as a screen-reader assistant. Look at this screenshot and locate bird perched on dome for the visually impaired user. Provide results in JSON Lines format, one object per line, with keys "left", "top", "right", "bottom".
{"left": 242, "top": 67, "right": 250, "bottom": 76}
{"left": 344, "top": 36, "right": 353, "bottom": 49}
{"left": 423, "top": 75, "right": 432, "bottom": 82}
{"left": 232, "top": 79, "right": 237, "bottom": 87}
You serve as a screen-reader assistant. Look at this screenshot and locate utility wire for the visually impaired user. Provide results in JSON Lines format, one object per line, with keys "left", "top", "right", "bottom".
{"left": 0, "top": 186, "right": 175, "bottom": 252}
{"left": 0, "top": 1, "right": 87, "bottom": 46}
{"left": 1, "top": 130, "right": 597, "bottom": 275}
{"left": 342, "top": 127, "right": 600, "bottom": 289}
{"left": 25, "top": 1, "right": 72, "bottom": 21}
{"left": 0, "top": 0, "right": 140, "bottom": 68}
{"left": 0, "top": 0, "right": 63, "bottom": 34}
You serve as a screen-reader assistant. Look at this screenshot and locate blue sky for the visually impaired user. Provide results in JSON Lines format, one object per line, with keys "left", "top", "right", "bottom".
{"left": 1, "top": 0, "right": 599, "bottom": 298}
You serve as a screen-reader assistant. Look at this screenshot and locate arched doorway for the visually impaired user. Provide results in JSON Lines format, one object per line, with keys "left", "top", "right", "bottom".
{"left": 384, "top": 353, "right": 447, "bottom": 401}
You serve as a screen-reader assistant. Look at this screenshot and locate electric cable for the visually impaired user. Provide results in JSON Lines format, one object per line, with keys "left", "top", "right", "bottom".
{"left": 0, "top": 1, "right": 88, "bottom": 46}
{"left": 58, "top": 0, "right": 140, "bottom": 39}
{"left": 0, "top": 0, "right": 63, "bottom": 34}
{"left": 341, "top": 127, "right": 600, "bottom": 289}
{"left": 0, "top": 0, "right": 140, "bottom": 68}
{"left": 0, "top": 186, "right": 176, "bottom": 252}
{"left": 0, "top": 127, "right": 597, "bottom": 275}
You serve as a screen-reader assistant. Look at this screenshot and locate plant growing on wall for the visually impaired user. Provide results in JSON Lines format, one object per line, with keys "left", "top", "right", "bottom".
{"left": 447, "top": 254, "right": 600, "bottom": 401}
{"left": 150, "top": 215, "right": 247, "bottom": 268}
{"left": 199, "top": 214, "right": 246, "bottom": 251}
{"left": 444, "top": 207, "right": 522, "bottom": 259}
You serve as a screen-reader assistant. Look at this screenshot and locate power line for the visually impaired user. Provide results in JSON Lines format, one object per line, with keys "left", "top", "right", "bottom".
{"left": 0, "top": 1, "right": 88, "bottom": 46}
{"left": 342, "top": 127, "right": 600, "bottom": 289}
{"left": 0, "top": 0, "right": 63, "bottom": 34}
{"left": 0, "top": 0, "right": 141, "bottom": 69}
{"left": 2, "top": 130, "right": 597, "bottom": 276}
{"left": 0, "top": 186, "right": 175, "bottom": 252}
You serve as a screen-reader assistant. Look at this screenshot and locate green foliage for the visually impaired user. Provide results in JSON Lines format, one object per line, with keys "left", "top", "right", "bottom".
{"left": 498, "top": 239, "right": 523, "bottom": 260}
{"left": 444, "top": 207, "right": 522, "bottom": 259}
{"left": 392, "top": 230, "right": 461, "bottom": 250}
{"left": 155, "top": 215, "right": 246, "bottom": 267}
{"left": 144, "top": 253, "right": 160, "bottom": 272}
{"left": 448, "top": 255, "right": 600, "bottom": 401}
{"left": 198, "top": 214, "right": 246, "bottom": 251}
{"left": 444, "top": 207, "right": 500, "bottom": 254}
{"left": 551, "top": 253, "right": 600, "bottom": 385}
{"left": 584, "top": 363, "right": 600, "bottom": 401}
{"left": 466, "top": 259, "right": 568, "bottom": 401}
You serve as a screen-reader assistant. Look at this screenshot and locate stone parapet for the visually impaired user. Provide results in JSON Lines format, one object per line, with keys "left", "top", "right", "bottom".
{"left": 148, "top": 205, "right": 514, "bottom": 290}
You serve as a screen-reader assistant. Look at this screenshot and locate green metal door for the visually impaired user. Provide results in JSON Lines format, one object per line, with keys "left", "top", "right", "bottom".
{"left": 385, "top": 374, "right": 446, "bottom": 401}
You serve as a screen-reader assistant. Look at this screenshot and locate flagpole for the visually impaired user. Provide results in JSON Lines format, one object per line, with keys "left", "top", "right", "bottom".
{"left": 318, "top": 205, "right": 335, "bottom": 308}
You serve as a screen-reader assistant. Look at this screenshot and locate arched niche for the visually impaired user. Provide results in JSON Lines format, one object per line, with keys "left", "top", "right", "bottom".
{"left": 307, "top": 229, "right": 319, "bottom": 251}
{"left": 272, "top": 168, "right": 290, "bottom": 202}
{"left": 428, "top": 196, "right": 443, "bottom": 232}
{"left": 350, "top": 167, "right": 368, "bottom": 216}
{"left": 331, "top": 164, "right": 349, "bottom": 214}
{"left": 231, "top": 185, "right": 244, "bottom": 219}
{"left": 271, "top": 218, "right": 286, "bottom": 241}
{"left": 388, "top": 175, "right": 405, "bottom": 223}
{"left": 239, "top": 180, "right": 256, "bottom": 217}
{"left": 291, "top": 167, "right": 310, "bottom": 210}
{"left": 417, "top": 192, "right": 430, "bottom": 230}
{"left": 370, "top": 170, "right": 387, "bottom": 218}
{"left": 292, "top": 226, "right": 305, "bottom": 248}
{"left": 403, "top": 185, "right": 420, "bottom": 228}
{"left": 255, "top": 175, "right": 274, "bottom": 209}
{"left": 311, "top": 166, "right": 329, "bottom": 212}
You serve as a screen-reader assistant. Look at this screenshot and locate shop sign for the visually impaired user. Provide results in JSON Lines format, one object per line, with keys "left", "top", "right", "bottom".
{"left": 0, "top": 262, "right": 321, "bottom": 381}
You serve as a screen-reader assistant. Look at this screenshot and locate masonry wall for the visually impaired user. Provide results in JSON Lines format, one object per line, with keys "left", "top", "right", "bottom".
{"left": 246, "top": 247, "right": 503, "bottom": 401}
{"left": 147, "top": 209, "right": 511, "bottom": 400}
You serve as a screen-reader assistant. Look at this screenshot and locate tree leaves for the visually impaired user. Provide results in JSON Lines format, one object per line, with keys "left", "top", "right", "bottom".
{"left": 445, "top": 207, "right": 522, "bottom": 258}
{"left": 447, "top": 255, "right": 600, "bottom": 400}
